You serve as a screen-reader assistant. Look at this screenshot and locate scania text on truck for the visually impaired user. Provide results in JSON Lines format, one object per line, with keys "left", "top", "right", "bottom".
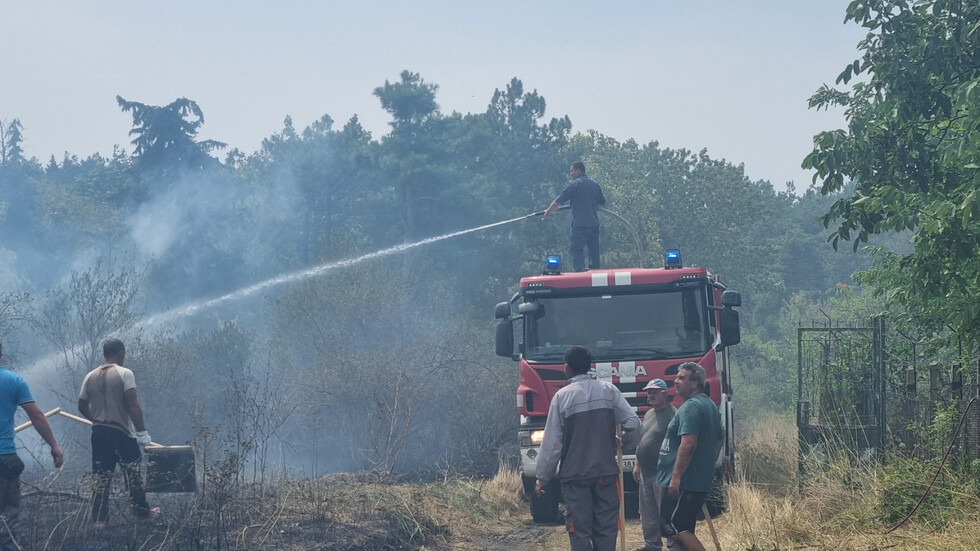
{"left": 494, "top": 251, "right": 741, "bottom": 523}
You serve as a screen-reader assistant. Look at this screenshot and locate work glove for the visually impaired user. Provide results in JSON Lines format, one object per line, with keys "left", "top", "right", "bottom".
{"left": 135, "top": 431, "right": 152, "bottom": 448}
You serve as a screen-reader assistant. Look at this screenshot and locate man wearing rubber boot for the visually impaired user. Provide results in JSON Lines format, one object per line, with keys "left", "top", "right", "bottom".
{"left": 535, "top": 345, "right": 640, "bottom": 550}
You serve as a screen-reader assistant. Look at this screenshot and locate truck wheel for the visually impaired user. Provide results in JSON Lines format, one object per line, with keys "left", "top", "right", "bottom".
{"left": 528, "top": 478, "right": 563, "bottom": 524}
{"left": 623, "top": 491, "right": 640, "bottom": 519}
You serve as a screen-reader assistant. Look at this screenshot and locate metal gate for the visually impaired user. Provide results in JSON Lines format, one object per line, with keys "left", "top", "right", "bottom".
{"left": 797, "top": 316, "right": 886, "bottom": 469}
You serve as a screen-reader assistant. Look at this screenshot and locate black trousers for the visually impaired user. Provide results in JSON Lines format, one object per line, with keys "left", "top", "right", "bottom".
{"left": 569, "top": 225, "right": 601, "bottom": 271}
{"left": 91, "top": 425, "right": 149, "bottom": 521}
{"left": 0, "top": 454, "right": 24, "bottom": 551}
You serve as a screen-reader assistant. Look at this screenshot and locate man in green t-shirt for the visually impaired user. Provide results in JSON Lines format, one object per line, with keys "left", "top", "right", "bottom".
{"left": 656, "top": 363, "right": 722, "bottom": 551}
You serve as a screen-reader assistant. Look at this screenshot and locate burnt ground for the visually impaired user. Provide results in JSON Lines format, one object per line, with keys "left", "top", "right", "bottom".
{"left": 13, "top": 471, "right": 567, "bottom": 550}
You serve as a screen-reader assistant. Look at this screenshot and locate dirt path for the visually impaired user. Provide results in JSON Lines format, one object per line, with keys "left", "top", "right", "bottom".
{"left": 470, "top": 520, "right": 563, "bottom": 550}
{"left": 461, "top": 518, "right": 650, "bottom": 551}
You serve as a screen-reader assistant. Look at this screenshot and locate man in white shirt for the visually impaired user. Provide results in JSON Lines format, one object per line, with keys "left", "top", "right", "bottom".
{"left": 78, "top": 338, "right": 158, "bottom": 525}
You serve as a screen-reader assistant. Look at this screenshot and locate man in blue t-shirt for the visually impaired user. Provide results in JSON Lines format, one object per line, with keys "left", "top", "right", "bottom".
{"left": 0, "top": 341, "right": 63, "bottom": 550}
{"left": 542, "top": 161, "right": 607, "bottom": 272}
{"left": 656, "top": 362, "right": 721, "bottom": 551}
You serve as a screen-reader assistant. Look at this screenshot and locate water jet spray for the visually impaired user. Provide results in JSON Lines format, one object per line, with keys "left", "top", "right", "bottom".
{"left": 23, "top": 207, "right": 641, "bottom": 380}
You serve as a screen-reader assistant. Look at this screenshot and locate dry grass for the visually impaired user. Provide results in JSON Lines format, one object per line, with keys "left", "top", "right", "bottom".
{"left": 711, "top": 478, "right": 980, "bottom": 550}
{"left": 477, "top": 459, "right": 525, "bottom": 517}
{"left": 534, "top": 414, "right": 980, "bottom": 550}
{"left": 706, "top": 413, "right": 980, "bottom": 551}
{"left": 736, "top": 414, "right": 798, "bottom": 495}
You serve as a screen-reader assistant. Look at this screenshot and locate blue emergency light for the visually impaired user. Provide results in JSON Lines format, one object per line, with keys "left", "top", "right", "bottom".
{"left": 664, "top": 249, "right": 682, "bottom": 269}
{"left": 544, "top": 255, "right": 562, "bottom": 275}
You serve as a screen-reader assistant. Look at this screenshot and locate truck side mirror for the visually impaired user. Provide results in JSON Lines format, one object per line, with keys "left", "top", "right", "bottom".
{"left": 494, "top": 301, "right": 511, "bottom": 320}
{"left": 496, "top": 318, "right": 515, "bottom": 358}
{"left": 721, "top": 290, "right": 741, "bottom": 307}
{"left": 719, "top": 308, "right": 740, "bottom": 347}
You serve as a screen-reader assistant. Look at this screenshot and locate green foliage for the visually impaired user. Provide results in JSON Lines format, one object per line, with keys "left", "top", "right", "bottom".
{"left": 805, "top": 0, "right": 980, "bottom": 347}
{"left": 877, "top": 399, "right": 980, "bottom": 529}
{"left": 876, "top": 456, "right": 952, "bottom": 528}
{"left": 731, "top": 331, "right": 798, "bottom": 417}
{"left": 33, "top": 177, "right": 121, "bottom": 236}
{"left": 241, "top": 114, "right": 378, "bottom": 264}
{"left": 733, "top": 284, "right": 885, "bottom": 419}
{"left": 374, "top": 71, "right": 439, "bottom": 128}
{"left": 1, "top": 118, "right": 25, "bottom": 165}
{"left": 117, "top": 95, "right": 227, "bottom": 176}
{"left": 928, "top": 402, "right": 958, "bottom": 456}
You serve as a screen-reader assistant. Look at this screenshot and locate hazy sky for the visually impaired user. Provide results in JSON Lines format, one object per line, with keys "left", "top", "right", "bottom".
{"left": 3, "top": 1, "right": 865, "bottom": 190}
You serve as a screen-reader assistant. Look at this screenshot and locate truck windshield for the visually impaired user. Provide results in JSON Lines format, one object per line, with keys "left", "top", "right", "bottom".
{"left": 524, "top": 288, "right": 711, "bottom": 362}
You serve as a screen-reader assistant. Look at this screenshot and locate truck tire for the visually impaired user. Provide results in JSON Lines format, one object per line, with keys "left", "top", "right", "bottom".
{"left": 623, "top": 491, "right": 640, "bottom": 519}
{"left": 527, "top": 478, "right": 563, "bottom": 524}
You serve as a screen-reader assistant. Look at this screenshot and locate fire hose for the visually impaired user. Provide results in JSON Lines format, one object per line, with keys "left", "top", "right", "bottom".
{"left": 15, "top": 407, "right": 162, "bottom": 446}
{"left": 528, "top": 206, "right": 646, "bottom": 268}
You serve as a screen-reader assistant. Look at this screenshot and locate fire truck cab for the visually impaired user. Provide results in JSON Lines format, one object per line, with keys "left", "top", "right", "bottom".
{"left": 494, "top": 251, "right": 741, "bottom": 523}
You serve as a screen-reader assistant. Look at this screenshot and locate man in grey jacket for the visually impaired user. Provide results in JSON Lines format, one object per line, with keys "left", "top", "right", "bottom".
{"left": 535, "top": 345, "right": 640, "bottom": 551}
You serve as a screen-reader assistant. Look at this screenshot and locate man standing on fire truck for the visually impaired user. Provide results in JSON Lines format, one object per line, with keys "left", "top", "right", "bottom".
{"left": 542, "top": 161, "right": 606, "bottom": 272}
{"left": 535, "top": 345, "right": 640, "bottom": 551}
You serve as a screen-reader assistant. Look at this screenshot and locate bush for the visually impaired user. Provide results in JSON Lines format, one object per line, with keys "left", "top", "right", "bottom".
{"left": 875, "top": 457, "right": 952, "bottom": 528}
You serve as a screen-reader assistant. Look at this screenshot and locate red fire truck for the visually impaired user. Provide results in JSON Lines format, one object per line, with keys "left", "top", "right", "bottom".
{"left": 494, "top": 251, "right": 741, "bottom": 523}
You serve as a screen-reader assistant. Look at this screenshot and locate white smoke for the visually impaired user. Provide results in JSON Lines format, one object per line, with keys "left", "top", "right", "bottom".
{"left": 128, "top": 191, "right": 180, "bottom": 259}
{"left": 0, "top": 248, "right": 25, "bottom": 291}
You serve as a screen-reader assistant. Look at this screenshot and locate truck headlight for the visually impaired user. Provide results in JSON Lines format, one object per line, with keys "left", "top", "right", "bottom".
{"left": 530, "top": 430, "right": 545, "bottom": 445}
